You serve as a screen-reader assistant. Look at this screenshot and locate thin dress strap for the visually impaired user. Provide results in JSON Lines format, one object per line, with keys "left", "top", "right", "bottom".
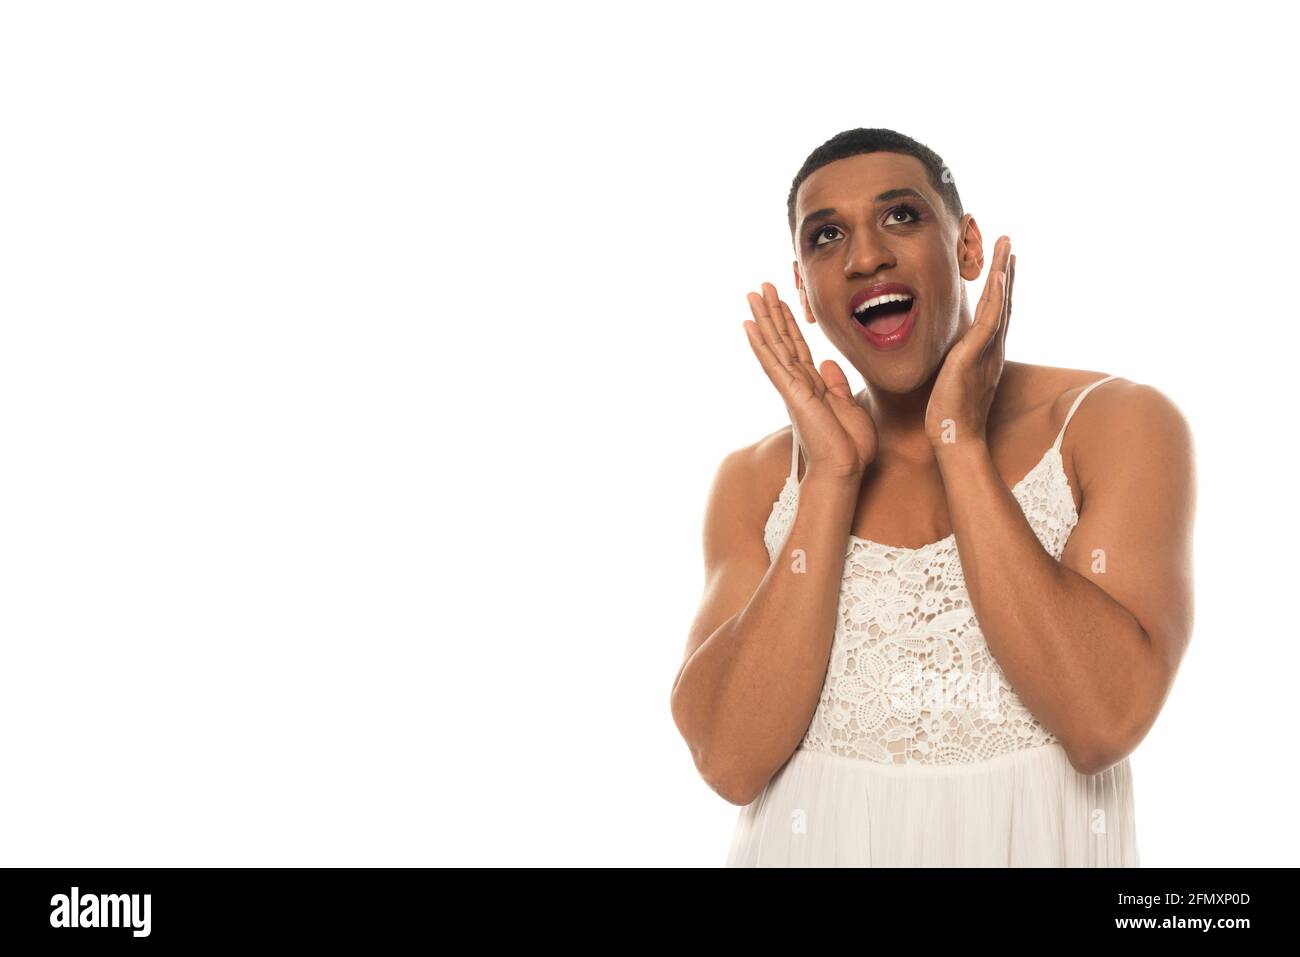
{"left": 1052, "top": 374, "right": 1119, "bottom": 452}
{"left": 789, "top": 422, "right": 801, "bottom": 483}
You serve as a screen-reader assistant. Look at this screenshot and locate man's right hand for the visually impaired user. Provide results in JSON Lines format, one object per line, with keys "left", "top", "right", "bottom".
{"left": 743, "top": 282, "right": 878, "bottom": 483}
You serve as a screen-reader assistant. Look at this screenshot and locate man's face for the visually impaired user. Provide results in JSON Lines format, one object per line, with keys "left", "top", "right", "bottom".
{"left": 792, "top": 151, "right": 982, "bottom": 392}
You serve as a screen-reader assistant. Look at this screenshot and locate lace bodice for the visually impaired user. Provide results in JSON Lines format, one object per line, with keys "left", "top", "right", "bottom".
{"left": 765, "top": 373, "right": 1123, "bottom": 767}
{"left": 765, "top": 446, "right": 1079, "bottom": 766}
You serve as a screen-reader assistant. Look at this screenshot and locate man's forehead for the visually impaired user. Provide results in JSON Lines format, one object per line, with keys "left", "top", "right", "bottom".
{"left": 796, "top": 152, "right": 934, "bottom": 214}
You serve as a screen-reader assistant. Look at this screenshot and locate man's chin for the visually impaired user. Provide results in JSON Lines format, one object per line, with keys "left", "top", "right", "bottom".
{"left": 857, "top": 357, "right": 939, "bottom": 395}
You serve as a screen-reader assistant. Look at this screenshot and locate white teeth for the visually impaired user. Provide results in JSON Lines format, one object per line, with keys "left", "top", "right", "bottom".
{"left": 853, "top": 292, "right": 913, "bottom": 315}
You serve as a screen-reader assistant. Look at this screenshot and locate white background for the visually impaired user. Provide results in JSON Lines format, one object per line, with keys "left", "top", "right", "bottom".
{"left": 1, "top": 1, "right": 1295, "bottom": 866}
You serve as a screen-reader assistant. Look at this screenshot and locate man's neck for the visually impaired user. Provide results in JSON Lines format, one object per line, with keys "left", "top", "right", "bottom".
{"left": 857, "top": 384, "right": 934, "bottom": 466}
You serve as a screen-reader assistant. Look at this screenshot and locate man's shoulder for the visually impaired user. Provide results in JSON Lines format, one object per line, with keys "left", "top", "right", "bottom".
{"left": 1007, "top": 363, "right": 1193, "bottom": 491}
{"left": 701, "top": 423, "right": 796, "bottom": 546}
{"left": 715, "top": 422, "right": 795, "bottom": 497}
{"left": 1016, "top": 363, "right": 1186, "bottom": 441}
{"left": 1000, "top": 361, "right": 1119, "bottom": 415}
{"left": 998, "top": 361, "right": 1165, "bottom": 434}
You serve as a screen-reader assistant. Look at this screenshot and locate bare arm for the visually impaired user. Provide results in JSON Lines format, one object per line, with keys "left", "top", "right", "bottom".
{"left": 671, "top": 281, "right": 877, "bottom": 806}
{"left": 935, "top": 382, "right": 1195, "bottom": 774}
{"left": 670, "top": 447, "right": 859, "bottom": 806}
{"left": 922, "top": 238, "right": 1194, "bottom": 775}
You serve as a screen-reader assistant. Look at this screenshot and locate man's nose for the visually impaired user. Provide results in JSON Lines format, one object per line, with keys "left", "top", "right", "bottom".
{"left": 843, "top": 230, "right": 895, "bottom": 278}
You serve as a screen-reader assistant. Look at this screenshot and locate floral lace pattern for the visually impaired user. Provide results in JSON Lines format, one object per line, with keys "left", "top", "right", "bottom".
{"left": 765, "top": 447, "right": 1080, "bottom": 766}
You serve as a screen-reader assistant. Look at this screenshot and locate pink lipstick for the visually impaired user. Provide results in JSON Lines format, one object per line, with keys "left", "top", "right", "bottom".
{"left": 848, "top": 282, "right": 918, "bottom": 351}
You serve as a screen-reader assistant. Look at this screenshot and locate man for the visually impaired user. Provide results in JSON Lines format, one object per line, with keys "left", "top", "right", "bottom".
{"left": 670, "top": 128, "right": 1194, "bottom": 867}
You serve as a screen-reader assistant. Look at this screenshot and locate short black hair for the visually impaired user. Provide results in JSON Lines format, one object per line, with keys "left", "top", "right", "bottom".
{"left": 787, "top": 128, "right": 964, "bottom": 243}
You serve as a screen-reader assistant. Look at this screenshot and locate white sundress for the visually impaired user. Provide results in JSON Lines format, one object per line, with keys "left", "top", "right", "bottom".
{"left": 726, "top": 374, "right": 1139, "bottom": 867}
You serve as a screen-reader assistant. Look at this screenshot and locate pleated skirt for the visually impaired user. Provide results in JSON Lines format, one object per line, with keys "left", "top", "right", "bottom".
{"left": 726, "top": 742, "right": 1139, "bottom": 867}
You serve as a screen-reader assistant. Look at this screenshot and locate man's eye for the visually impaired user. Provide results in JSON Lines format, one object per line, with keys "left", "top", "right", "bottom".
{"left": 885, "top": 204, "right": 920, "bottom": 225}
{"left": 812, "top": 205, "right": 921, "bottom": 247}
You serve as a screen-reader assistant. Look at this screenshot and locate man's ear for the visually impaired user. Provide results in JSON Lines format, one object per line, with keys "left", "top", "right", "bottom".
{"left": 792, "top": 261, "right": 815, "bottom": 323}
{"left": 957, "top": 214, "right": 984, "bottom": 282}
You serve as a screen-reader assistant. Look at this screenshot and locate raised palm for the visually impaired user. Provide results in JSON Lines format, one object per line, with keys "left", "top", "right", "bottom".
{"left": 743, "top": 283, "right": 878, "bottom": 482}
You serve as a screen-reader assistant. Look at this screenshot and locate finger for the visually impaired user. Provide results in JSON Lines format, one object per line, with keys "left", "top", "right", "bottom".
{"left": 764, "top": 283, "right": 797, "bottom": 353}
{"left": 968, "top": 268, "right": 1006, "bottom": 361}
{"left": 819, "top": 358, "right": 853, "bottom": 398}
{"left": 975, "top": 237, "right": 1010, "bottom": 312}
{"left": 778, "top": 298, "right": 814, "bottom": 369}
{"left": 742, "top": 319, "right": 801, "bottom": 398}
{"left": 977, "top": 237, "right": 1012, "bottom": 357}
{"left": 758, "top": 282, "right": 823, "bottom": 401}
{"left": 988, "top": 244, "right": 1012, "bottom": 358}
{"left": 1007, "top": 253, "right": 1016, "bottom": 321}
{"left": 763, "top": 283, "right": 818, "bottom": 393}
{"left": 777, "top": 298, "right": 826, "bottom": 398}
{"left": 974, "top": 236, "right": 1010, "bottom": 313}
{"left": 973, "top": 240, "right": 1003, "bottom": 310}
{"left": 748, "top": 285, "right": 796, "bottom": 370}
{"left": 990, "top": 248, "right": 1013, "bottom": 365}
{"left": 1001, "top": 253, "right": 1015, "bottom": 360}
{"left": 991, "top": 234, "right": 1012, "bottom": 276}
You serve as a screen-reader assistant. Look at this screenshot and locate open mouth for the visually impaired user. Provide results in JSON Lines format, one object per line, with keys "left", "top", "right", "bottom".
{"left": 852, "top": 293, "right": 915, "bottom": 336}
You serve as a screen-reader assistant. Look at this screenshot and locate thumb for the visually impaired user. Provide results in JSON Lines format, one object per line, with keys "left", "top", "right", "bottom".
{"left": 820, "top": 359, "right": 853, "bottom": 397}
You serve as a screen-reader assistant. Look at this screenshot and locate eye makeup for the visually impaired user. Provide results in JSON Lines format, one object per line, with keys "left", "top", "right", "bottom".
{"left": 808, "top": 202, "right": 926, "bottom": 248}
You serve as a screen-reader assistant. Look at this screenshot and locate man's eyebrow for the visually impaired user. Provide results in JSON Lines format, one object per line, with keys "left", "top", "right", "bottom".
{"left": 798, "top": 187, "right": 928, "bottom": 233}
